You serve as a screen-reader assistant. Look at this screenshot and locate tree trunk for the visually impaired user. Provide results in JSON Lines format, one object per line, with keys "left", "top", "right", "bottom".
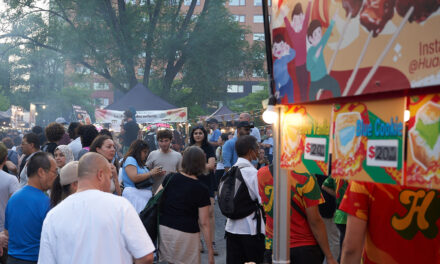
{"left": 142, "top": 0, "right": 164, "bottom": 88}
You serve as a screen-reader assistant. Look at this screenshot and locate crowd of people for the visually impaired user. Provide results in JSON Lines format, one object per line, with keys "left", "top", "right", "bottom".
{"left": 0, "top": 108, "right": 436, "bottom": 264}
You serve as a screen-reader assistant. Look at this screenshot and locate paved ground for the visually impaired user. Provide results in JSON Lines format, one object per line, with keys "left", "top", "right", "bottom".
{"left": 201, "top": 201, "right": 227, "bottom": 264}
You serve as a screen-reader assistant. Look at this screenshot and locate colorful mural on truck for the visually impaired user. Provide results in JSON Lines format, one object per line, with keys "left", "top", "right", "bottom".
{"left": 406, "top": 93, "right": 440, "bottom": 189}
{"left": 280, "top": 104, "right": 332, "bottom": 175}
{"left": 271, "top": 0, "right": 440, "bottom": 104}
{"left": 331, "top": 97, "right": 406, "bottom": 184}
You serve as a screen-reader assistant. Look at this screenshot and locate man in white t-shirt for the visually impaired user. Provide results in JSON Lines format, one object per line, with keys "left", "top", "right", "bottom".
{"left": 38, "top": 152, "right": 155, "bottom": 264}
{"left": 146, "top": 129, "right": 182, "bottom": 193}
{"left": 225, "top": 135, "right": 265, "bottom": 263}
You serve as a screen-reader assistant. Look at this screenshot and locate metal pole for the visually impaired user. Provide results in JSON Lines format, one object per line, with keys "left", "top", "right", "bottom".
{"left": 262, "top": 0, "right": 274, "bottom": 98}
{"left": 272, "top": 105, "right": 290, "bottom": 264}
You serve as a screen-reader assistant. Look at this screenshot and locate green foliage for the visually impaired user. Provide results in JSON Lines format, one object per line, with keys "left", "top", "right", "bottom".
{"left": 181, "top": 1, "right": 249, "bottom": 104}
{"left": 0, "top": 91, "right": 10, "bottom": 111}
{"left": 0, "top": 0, "right": 265, "bottom": 108}
{"left": 229, "top": 85, "right": 269, "bottom": 113}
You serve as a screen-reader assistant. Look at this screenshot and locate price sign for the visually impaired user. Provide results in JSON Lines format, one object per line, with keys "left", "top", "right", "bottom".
{"left": 304, "top": 137, "right": 327, "bottom": 161}
{"left": 367, "top": 139, "right": 399, "bottom": 168}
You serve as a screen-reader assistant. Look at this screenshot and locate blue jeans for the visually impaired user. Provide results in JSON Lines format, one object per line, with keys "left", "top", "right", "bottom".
{"left": 278, "top": 78, "right": 294, "bottom": 104}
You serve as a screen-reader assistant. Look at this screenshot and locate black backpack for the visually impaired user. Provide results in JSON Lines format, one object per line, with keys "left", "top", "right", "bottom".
{"left": 218, "top": 164, "right": 265, "bottom": 234}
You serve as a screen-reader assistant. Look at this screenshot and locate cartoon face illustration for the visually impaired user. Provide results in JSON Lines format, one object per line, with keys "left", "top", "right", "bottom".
{"left": 291, "top": 13, "right": 305, "bottom": 33}
{"left": 308, "top": 26, "right": 322, "bottom": 46}
{"left": 273, "top": 41, "right": 290, "bottom": 59}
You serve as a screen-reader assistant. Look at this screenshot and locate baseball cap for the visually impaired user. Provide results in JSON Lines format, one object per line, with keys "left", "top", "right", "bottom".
{"left": 236, "top": 121, "right": 254, "bottom": 129}
{"left": 207, "top": 118, "right": 218, "bottom": 124}
{"left": 55, "top": 117, "right": 68, "bottom": 125}
{"left": 60, "top": 161, "right": 79, "bottom": 186}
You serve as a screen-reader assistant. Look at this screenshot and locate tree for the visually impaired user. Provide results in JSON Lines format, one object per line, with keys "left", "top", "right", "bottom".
{"left": 229, "top": 85, "right": 269, "bottom": 113}
{"left": 0, "top": 41, "right": 93, "bottom": 121}
{"left": 0, "top": 0, "right": 262, "bottom": 109}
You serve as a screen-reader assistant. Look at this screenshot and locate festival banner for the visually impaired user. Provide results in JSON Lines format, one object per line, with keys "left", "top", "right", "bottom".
{"left": 331, "top": 97, "right": 406, "bottom": 184}
{"left": 94, "top": 107, "right": 188, "bottom": 124}
{"left": 271, "top": 0, "right": 440, "bottom": 104}
{"left": 406, "top": 93, "right": 440, "bottom": 189}
{"left": 280, "top": 104, "right": 332, "bottom": 175}
{"left": 73, "top": 105, "right": 92, "bottom": 125}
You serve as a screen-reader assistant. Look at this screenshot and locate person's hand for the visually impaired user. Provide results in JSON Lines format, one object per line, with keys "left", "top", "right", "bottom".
{"left": 110, "top": 164, "right": 118, "bottom": 181}
{"left": 150, "top": 166, "right": 166, "bottom": 176}
{"left": 0, "top": 231, "right": 8, "bottom": 248}
{"left": 5, "top": 161, "right": 17, "bottom": 174}
{"left": 150, "top": 166, "right": 161, "bottom": 176}
{"left": 326, "top": 256, "right": 338, "bottom": 264}
{"left": 333, "top": 7, "right": 339, "bottom": 21}
{"left": 279, "top": 4, "right": 289, "bottom": 17}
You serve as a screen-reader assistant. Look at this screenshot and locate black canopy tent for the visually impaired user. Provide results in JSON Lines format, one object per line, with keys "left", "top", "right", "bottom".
{"left": 207, "top": 105, "right": 239, "bottom": 122}
{"left": 105, "top": 83, "right": 177, "bottom": 111}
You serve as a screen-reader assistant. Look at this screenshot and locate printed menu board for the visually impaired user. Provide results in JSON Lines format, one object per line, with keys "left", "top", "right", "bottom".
{"left": 331, "top": 97, "right": 406, "bottom": 184}
{"left": 280, "top": 104, "right": 332, "bottom": 175}
{"left": 406, "top": 93, "right": 440, "bottom": 189}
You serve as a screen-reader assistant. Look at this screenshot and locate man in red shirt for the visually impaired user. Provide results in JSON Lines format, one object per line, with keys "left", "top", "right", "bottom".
{"left": 340, "top": 181, "right": 440, "bottom": 263}
{"left": 258, "top": 166, "right": 337, "bottom": 264}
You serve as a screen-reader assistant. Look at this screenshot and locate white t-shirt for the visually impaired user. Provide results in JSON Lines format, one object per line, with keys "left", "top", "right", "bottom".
{"left": 19, "top": 151, "right": 40, "bottom": 188}
{"left": 38, "top": 190, "right": 155, "bottom": 264}
{"left": 68, "top": 137, "right": 82, "bottom": 161}
{"left": 263, "top": 137, "right": 273, "bottom": 155}
{"left": 0, "top": 170, "right": 19, "bottom": 231}
{"left": 234, "top": 127, "right": 261, "bottom": 142}
{"left": 215, "top": 146, "right": 224, "bottom": 170}
{"left": 146, "top": 149, "right": 182, "bottom": 192}
{"left": 225, "top": 158, "right": 265, "bottom": 236}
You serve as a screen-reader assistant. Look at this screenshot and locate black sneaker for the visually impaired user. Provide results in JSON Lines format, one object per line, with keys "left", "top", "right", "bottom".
{"left": 212, "top": 242, "right": 219, "bottom": 256}
{"left": 200, "top": 239, "right": 205, "bottom": 253}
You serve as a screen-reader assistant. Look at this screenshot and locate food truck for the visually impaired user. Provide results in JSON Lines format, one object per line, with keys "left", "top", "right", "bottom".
{"left": 263, "top": 0, "right": 440, "bottom": 262}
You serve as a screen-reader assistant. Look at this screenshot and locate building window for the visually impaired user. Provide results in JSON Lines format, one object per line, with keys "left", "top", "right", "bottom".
{"left": 229, "top": 0, "right": 245, "bottom": 6}
{"left": 254, "top": 0, "right": 270, "bottom": 5}
{"left": 75, "top": 66, "right": 90, "bottom": 74}
{"left": 184, "top": 0, "right": 200, "bottom": 5}
{"left": 253, "top": 15, "right": 263, "bottom": 23}
{"left": 252, "top": 85, "right": 264, "bottom": 93}
{"left": 253, "top": 33, "right": 264, "bottom": 41}
{"left": 227, "top": 84, "right": 244, "bottom": 93}
{"left": 137, "top": 68, "right": 145, "bottom": 76}
{"left": 93, "top": 82, "right": 110, "bottom": 90}
{"left": 232, "top": 15, "right": 245, "bottom": 23}
{"left": 252, "top": 70, "right": 263, "bottom": 77}
{"left": 95, "top": 98, "right": 109, "bottom": 107}
{"left": 74, "top": 82, "right": 89, "bottom": 89}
